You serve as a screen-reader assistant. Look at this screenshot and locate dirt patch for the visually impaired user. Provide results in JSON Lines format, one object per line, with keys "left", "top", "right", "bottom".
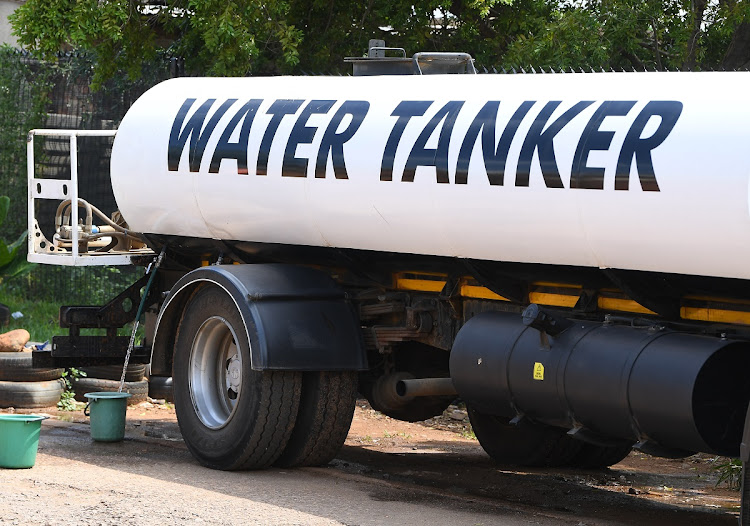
{"left": 343, "top": 400, "right": 741, "bottom": 522}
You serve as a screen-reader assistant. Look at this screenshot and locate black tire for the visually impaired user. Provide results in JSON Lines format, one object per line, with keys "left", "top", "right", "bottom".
{"left": 173, "top": 285, "right": 301, "bottom": 470}
{"left": 71, "top": 377, "right": 148, "bottom": 404}
{"left": 0, "top": 379, "right": 65, "bottom": 408}
{"left": 148, "top": 376, "right": 174, "bottom": 402}
{"left": 742, "top": 461, "right": 750, "bottom": 526}
{"left": 467, "top": 406, "right": 582, "bottom": 467}
{"left": 275, "top": 371, "right": 358, "bottom": 468}
{"left": 80, "top": 364, "right": 146, "bottom": 382}
{"left": 0, "top": 352, "right": 64, "bottom": 382}
{"left": 373, "top": 396, "right": 453, "bottom": 422}
{"left": 569, "top": 442, "right": 633, "bottom": 469}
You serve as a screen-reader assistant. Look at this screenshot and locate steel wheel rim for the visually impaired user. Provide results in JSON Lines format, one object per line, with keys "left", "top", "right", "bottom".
{"left": 188, "top": 316, "right": 243, "bottom": 429}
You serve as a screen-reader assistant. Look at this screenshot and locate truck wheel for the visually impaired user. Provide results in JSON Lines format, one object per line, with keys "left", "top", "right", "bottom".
{"left": 0, "top": 352, "right": 64, "bottom": 382}
{"left": 467, "top": 406, "right": 582, "bottom": 467}
{"left": 173, "top": 285, "right": 301, "bottom": 470}
{"left": 569, "top": 442, "right": 633, "bottom": 469}
{"left": 742, "top": 461, "right": 750, "bottom": 526}
{"left": 0, "top": 379, "right": 65, "bottom": 408}
{"left": 275, "top": 371, "right": 358, "bottom": 468}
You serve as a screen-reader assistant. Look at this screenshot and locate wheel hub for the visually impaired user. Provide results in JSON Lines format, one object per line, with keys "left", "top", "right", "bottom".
{"left": 226, "top": 353, "right": 241, "bottom": 398}
{"left": 188, "top": 316, "right": 244, "bottom": 429}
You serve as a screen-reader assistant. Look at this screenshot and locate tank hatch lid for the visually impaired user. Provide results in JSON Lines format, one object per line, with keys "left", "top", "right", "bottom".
{"left": 345, "top": 39, "right": 477, "bottom": 76}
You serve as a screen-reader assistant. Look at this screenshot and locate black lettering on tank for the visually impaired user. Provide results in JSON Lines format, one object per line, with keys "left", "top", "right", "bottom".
{"left": 615, "top": 101, "right": 683, "bottom": 191}
{"left": 208, "top": 99, "right": 263, "bottom": 174}
{"left": 380, "top": 101, "right": 433, "bottom": 181}
{"left": 402, "top": 101, "right": 464, "bottom": 183}
{"left": 570, "top": 101, "right": 636, "bottom": 189}
{"left": 456, "top": 101, "right": 534, "bottom": 185}
{"left": 256, "top": 99, "right": 304, "bottom": 176}
{"left": 315, "top": 100, "right": 370, "bottom": 179}
{"left": 168, "top": 98, "right": 237, "bottom": 172}
{"left": 516, "top": 101, "right": 594, "bottom": 188}
{"left": 282, "top": 100, "right": 335, "bottom": 178}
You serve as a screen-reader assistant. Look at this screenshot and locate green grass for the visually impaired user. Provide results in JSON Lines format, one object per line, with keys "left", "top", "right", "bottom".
{"left": 460, "top": 428, "right": 477, "bottom": 440}
{"left": 715, "top": 458, "right": 743, "bottom": 490}
{"left": 0, "top": 289, "right": 61, "bottom": 343}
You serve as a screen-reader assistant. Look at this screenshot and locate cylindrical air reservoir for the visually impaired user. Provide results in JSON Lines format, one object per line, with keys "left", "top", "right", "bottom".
{"left": 449, "top": 311, "right": 750, "bottom": 456}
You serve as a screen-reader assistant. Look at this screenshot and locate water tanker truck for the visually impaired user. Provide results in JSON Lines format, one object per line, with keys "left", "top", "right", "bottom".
{"left": 26, "top": 42, "right": 750, "bottom": 518}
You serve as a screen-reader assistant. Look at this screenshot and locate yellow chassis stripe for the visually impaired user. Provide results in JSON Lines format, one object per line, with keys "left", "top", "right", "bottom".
{"left": 395, "top": 278, "right": 445, "bottom": 293}
{"left": 394, "top": 273, "right": 750, "bottom": 326}
{"left": 596, "top": 297, "right": 656, "bottom": 315}
{"left": 459, "top": 284, "right": 507, "bottom": 301}
{"left": 681, "top": 307, "right": 750, "bottom": 325}
{"left": 529, "top": 292, "right": 579, "bottom": 308}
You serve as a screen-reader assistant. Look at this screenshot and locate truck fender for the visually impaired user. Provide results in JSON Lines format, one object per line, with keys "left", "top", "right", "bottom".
{"left": 150, "top": 264, "right": 367, "bottom": 374}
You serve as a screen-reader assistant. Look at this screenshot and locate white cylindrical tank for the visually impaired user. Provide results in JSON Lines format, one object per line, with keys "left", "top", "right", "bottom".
{"left": 110, "top": 72, "right": 750, "bottom": 280}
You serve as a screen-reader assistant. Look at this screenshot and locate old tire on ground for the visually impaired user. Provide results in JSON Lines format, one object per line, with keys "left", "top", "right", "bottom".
{"left": 0, "top": 378, "right": 65, "bottom": 408}
{"left": 148, "top": 376, "right": 174, "bottom": 402}
{"left": 0, "top": 352, "right": 64, "bottom": 382}
{"left": 275, "top": 371, "right": 358, "bottom": 468}
{"left": 173, "top": 285, "right": 301, "bottom": 470}
{"left": 71, "top": 377, "right": 148, "bottom": 404}
{"left": 79, "top": 364, "right": 146, "bottom": 382}
{"left": 569, "top": 442, "right": 634, "bottom": 469}
{"left": 467, "top": 406, "right": 583, "bottom": 467}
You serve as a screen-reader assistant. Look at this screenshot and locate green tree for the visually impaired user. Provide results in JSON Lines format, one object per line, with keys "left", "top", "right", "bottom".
{"left": 284, "top": 0, "right": 548, "bottom": 71}
{"left": 0, "top": 196, "right": 34, "bottom": 285}
{"left": 503, "top": 0, "right": 750, "bottom": 71}
{"left": 10, "top": 0, "right": 750, "bottom": 80}
{"left": 10, "top": 0, "right": 521, "bottom": 81}
{"left": 9, "top": 0, "right": 305, "bottom": 85}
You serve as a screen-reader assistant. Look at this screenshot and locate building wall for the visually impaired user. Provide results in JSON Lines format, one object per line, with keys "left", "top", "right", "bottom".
{"left": 0, "top": 0, "right": 25, "bottom": 47}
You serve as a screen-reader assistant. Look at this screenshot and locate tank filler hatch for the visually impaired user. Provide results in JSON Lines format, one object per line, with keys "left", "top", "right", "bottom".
{"left": 345, "top": 39, "right": 477, "bottom": 76}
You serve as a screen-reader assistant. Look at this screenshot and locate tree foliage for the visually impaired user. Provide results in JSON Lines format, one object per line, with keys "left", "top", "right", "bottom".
{"left": 9, "top": 0, "right": 750, "bottom": 83}
{"left": 504, "top": 0, "right": 750, "bottom": 71}
{"left": 9, "top": 0, "right": 305, "bottom": 85}
{"left": 0, "top": 196, "right": 34, "bottom": 285}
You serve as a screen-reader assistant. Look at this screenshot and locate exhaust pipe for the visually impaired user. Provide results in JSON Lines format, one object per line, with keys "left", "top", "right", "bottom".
{"left": 449, "top": 306, "right": 750, "bottom": 457}
{"left": 396, "top": 377, "right": 457, "bottom": 398}
{"left": 371, "top": 373, "right": 457, "bottom": 409}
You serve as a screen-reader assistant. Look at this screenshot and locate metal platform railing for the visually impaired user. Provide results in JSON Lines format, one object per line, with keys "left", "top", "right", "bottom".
{"left": 27, "top": 129, "right": 153, "bottom": 266}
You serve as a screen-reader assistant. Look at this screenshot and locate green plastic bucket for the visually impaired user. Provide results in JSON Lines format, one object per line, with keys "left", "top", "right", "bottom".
{"left": 84, "top": 392, "right": 131, "bottom": 442}
{"left": 0, "top": 414, "right": 49, "bottom": 468}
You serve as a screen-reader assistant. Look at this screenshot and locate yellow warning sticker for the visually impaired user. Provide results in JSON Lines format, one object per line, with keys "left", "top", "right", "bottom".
{"left": 533, "top": 362, "right": 545, "bottom": 381}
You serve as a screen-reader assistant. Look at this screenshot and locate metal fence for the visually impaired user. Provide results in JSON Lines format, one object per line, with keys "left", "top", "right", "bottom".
{"left": 0, "top": 51, "right": 172, "bottom": 304}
